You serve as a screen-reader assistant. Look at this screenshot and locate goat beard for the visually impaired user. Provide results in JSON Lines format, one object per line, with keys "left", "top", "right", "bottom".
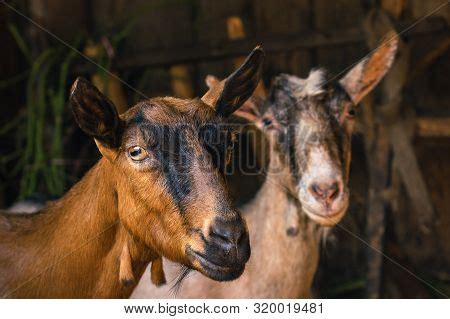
{"left": 169, "top": 265, "right": 191, "bottom": 297}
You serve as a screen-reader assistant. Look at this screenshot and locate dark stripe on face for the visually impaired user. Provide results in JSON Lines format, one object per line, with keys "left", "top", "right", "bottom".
{"left": 160, "top": 126, "right": 193, "bottom": 212}
{"left": 328, "top": 91, "right": 349, "bottom": 172}
{"left": 266, "top": 75, "right": 352, "bottom": 190}
{"left": 288, "top": 125, "right": 301, "bottom": 182}
{"left": 199, "top": 123, "right": 232, "bottom": 174}
{"left": 138, "top": 123, "right": 194, "bottom": 212}
{"left": 128, "top": 109, "right": 145, "bottom": 125}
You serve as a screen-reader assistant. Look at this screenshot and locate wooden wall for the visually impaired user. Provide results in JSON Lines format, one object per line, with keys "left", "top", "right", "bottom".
{"left": 1, "top": 0, "right": 449, "bottom": 297}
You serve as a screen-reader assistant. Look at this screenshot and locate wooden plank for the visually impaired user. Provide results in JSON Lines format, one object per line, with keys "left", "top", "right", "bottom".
{"left": 363, "top": 4, "right": 409, "bottom": 298}
{"left": 391, "top": 123, "right": 435, "bottom": 232}
{"left": 29, "top": 0, "right": 87, "bottom": 41}
{"left": 356, "top": 117, "right": 450, "bottom": 137}
{"left": 194, "top": 0, "right": 248, "bottom": 94}
{"left": 93, "top": 0, "right": 195, "bottom": 52}
{"left": 116, "top": 18, "right": 446, "bottom": 68}
{"left": 381, "top": 0, "right": 406, "bottom": 19}
{"left": 315, "top": 0, "right": 365, "bottom": 77}
{"left": 410, "top": 0, "right": 450, "bottom": 21}
{"left": 365, "top": 124, "right": 390, "bottom": 299}
{"left": 416, "top": 117, "right": 450, "bottom": 137}
{"left": 408, "top": 36, "right": 450, "bottom": 85}
{"left": 169, "top": 65, "right": 194, "bottom": 99}
{"left": 252, "top": 0, "right": 311, "bottom": 77}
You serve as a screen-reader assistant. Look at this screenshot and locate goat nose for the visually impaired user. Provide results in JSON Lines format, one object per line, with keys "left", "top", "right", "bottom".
{"left": 309, "top": 181, "right": 341, "bottom": 205}
{"left": 207, "top": 216, "right": 251, "bottom": 266}
{"left": 209, "top": 218, "right": 245, "bottom": 247}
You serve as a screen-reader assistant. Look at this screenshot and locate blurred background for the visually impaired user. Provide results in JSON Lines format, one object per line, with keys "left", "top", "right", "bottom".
{"left": 0, "top": 0, "right": 449, "bottom": 298}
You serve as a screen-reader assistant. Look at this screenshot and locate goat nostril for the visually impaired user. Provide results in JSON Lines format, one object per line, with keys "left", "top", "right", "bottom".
{"left": 311, "top": 184, "right": 317, "bottom": 195}
{"left": 328, "top": 182, "right": 339, "bottom": 200}
{"left": 209, "top": 219, "right": 245, "bottom": 247}
{"left": 309, "top": 181, "right": 341, "bottom": 203}
{"left": 310, "top": 183, "right": 325, "bottom": 198}
{"left": 210, "top": 224, "right": 234, "bottom": 246}
{"left": 211, "top": 230, "right": 230, "bottom": 243}
{"left": 235, "top": 230, "right": 246, "bottom": 247}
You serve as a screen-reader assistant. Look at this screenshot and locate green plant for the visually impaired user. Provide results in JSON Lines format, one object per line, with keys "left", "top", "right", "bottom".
{"left": 5, "top": 25, "right": 81, "bottom": 198}
{"left": 3, "top": 19, "right": 134, "bottom": 200}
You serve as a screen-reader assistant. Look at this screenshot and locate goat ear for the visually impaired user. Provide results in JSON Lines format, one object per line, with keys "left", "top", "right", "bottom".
{"left": 233, "top": 97, "right": 265, "bottom": 126}
{"left": 205, "top": 75, "right": 220, "bottom": 89}
{"left": 70, "top": 77, "right": 122, "bottom": 155}
{"left": 339, "top": 31, "right": 398, "bottom": 105}
{"left": 206, "top": 74, "right": 264, "bottom": 126}
{"left": 202, "top": 46, "right": 265, "bottom": 117}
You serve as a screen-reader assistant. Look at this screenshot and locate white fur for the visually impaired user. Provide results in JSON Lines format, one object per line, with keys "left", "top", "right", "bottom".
{"left": 304, "top": 69, "right": 326, "bottom": 96}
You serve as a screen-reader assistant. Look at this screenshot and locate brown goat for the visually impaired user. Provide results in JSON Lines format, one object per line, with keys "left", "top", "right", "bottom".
{"left": 132, "top": 33, "right": 398, "bottom": 298}
{"left": 0, "top": 48, "right": 265, "bottom": 298}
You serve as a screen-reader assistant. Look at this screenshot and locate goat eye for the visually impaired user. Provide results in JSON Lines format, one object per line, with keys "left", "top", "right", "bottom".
{"left": 262, "top": 118, "right": 272, "bottom": 126}
{"left": 128, "top": 146, "right": 148, "bottom": 161}
{"left": 347, "top": 108, "right": 356, "bottom": 118}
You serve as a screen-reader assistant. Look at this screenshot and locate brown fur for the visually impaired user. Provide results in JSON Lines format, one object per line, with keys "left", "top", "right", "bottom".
{"left": 0, "top": 47, "right": 265, "bottom": 298}
{"left": 132, "top": 34, "right": 397, "bottom": 298}
{"left": 0, "top": 99, "right": 234, "bottom": 298}
{"left": 133, "top": 123, "right": 322, "bottom": 298}
{"left": 132, "top": 126, "right": 322, "bottom": 298}
{"left": 0, "top": 160, "right": 152, "bottom": 298}
{"left": 120, "top": 241, "right": 136, "bottom": 287}
{"left": 150, "top": 257, "right": 166, "bottom": 286}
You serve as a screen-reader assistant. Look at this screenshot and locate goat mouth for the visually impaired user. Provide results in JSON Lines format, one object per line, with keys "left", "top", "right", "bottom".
{"left": 186, "top": 247, "right": 245, "bottom": 281}
{"left": 300, "top": 201, "right": 348, "bottom": 226}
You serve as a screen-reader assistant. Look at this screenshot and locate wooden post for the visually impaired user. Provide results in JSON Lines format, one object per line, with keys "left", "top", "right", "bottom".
{"left": 363, "top": 4, "right": 408, "bottom": 298}
{"left": 363, "top": 0, "right": 436, "bottom": 297}
{"left": 390, "top": 123, "right": 435, "bottom": 231}
{"left": 169, "top": 65, "right": 195, "bottom": 99}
